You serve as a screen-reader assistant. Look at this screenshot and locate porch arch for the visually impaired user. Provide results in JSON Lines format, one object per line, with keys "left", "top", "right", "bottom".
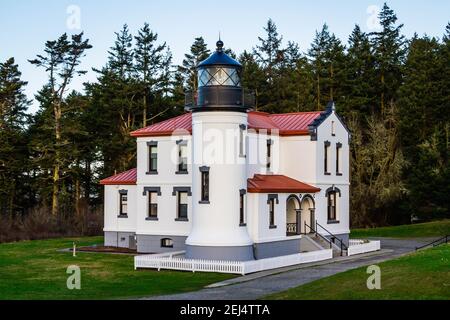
{"left": 286, "top": 195, "right": 301, "bottom": 235}
{"left": 300, "top": 195, "right": 316, "bottom": 233}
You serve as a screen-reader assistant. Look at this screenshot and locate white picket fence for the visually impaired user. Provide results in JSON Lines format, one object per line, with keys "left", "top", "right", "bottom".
{"left": 347, "top": 239, "right": 380, "bottom": 256}
{"left": 242, "top": 249, "right": 332, "bottom": 274}
{"left": 134, "top": 249, "right": 333, "bottom": 275}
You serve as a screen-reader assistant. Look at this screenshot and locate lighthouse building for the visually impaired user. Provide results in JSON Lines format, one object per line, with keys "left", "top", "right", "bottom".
{"left": 100, "top": 41, "right": 351, "bottom": 261}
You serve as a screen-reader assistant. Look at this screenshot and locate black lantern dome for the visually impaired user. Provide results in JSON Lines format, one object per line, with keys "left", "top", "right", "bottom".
{"left": 186, "top": 40, "right": 253, "bottom": 112}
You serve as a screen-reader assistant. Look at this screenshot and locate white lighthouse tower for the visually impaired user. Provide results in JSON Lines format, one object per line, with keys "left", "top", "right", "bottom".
{"left": 185, "top": 40, "right": 254, "bottom": 261}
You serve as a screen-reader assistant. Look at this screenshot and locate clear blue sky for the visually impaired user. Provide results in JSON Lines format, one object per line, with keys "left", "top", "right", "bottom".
{"left": 1, "top": 0, "right": 449, "bottom": 113}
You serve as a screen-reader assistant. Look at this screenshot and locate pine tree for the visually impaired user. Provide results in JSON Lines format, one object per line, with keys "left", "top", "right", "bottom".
{"left": 398, "top": 33, "right": 449, "bottom": 219}
{"left": 0, "top": 58, "right": 30, "bottom": 215}
{"left": 341, "top": 25, "right": 377, "bottom": 118}
{"left": 108, "top": 24, "right": 134, "bottom": 79}
{"left": 239, "top": 50, "right": 265, "bottom": 110}
{"left": 178, "top": 37, "right": 210, "bottom": 92}
{"left": 29, "top": 33, "right": 92, "bottom": 216}
{"left": 253, "top": 19, "right": 288, "bottom": 112}
{"left": 134, "top": 23, "right": 171, "bottom": 126}
{"left": 370, "top": 2, "right": 405, "bottom": 114}
{"left": 308, "top": 24, "right": 345, "bottom": 110}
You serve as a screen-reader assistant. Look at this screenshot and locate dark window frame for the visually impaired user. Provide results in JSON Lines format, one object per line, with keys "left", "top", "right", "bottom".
{"left": 199, "top": 166, "right": 210, "bottom": 204}
{"left": 147, "top": 191, "right": 158, "bottom": 219}
{"left": 176, "top": 140, "right": 188, "bottom": 174}
{"left": 143, "top": 187, "right": 161, "bottom": 221}
{"left": 177, "top": 191, "right": 188, "bottom": 220}
{"left": 239, "top": 124, "right": 246, "bottom": 158}
{"left": 147, "top": 141, "right": 158, "bottom": 174}
{"left": 239, "top": 189, "right": 246, "bottom": 226}
{"left": 118, "top": 190, "right": 128, "bottom": 217}
{"left": 336, "top": 142, "right": 342, "bottom": 176}
{"left": 267, "top": 194, "right": 278, "bottom": 228}
{"left": 266, "top": 139, "right": 273, "bottom": 171}
{"left": 324, "top": 141, "right": 331, "bottom": 175}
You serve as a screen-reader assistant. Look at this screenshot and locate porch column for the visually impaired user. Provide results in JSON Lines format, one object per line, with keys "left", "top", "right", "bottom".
{"left": 295, "top": 209, "right": 302, "bottom": 234}
{"left": 309, "top": 208, "right": 316, "bottom": 233}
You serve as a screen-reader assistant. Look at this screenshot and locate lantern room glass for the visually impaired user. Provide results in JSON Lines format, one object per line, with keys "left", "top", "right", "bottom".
{"left": 198, "top": 67, "right": 241, "bottom": 87}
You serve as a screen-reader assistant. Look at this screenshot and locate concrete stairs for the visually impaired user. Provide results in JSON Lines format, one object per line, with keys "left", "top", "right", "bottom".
{"left": 304, "top": 234, "right": 346, "bottom": 257}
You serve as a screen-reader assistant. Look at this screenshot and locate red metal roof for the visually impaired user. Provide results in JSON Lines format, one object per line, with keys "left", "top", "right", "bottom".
{"left": 100, "top": 168, "right": 137, "bottom": 185}
{"left": 130, "top": 113, "right": 192, "bottom": 137}
{"left": 130, "top": 111, "right": 322, "bottom": 137}
{"left": 247, "top": 174, "right": 321, "bottom": 193}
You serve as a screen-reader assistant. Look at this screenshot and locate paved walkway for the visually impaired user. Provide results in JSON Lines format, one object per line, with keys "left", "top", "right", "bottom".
{"left": 140, "top": 237, "right": 435, "bottom": 300}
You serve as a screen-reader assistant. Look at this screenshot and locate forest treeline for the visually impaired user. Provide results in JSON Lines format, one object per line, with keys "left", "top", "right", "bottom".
{"left": 0, "top": 4, "right": 448, "bottom": 241}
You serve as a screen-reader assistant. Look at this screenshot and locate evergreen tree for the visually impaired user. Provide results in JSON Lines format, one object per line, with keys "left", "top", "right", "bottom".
{"left": 108, "top": 24, "right": 134, "bottom": 79}
{"left": 0, "top": 58, "right": 30, "bottom": 215}
{"left": 134, "top": 23, "right": 171, "bottom": 126}
{"left": 341, "top": 25, "right": 377, "bottom": 118}
{"left": 239, "top": 50, "right": 265, "bottom": 110}
{"left": 370, "top": 2, "right": 405, "bottom": 114}
{"left": 29, "top": 33, "right": 92, "bottom": 216}
{"left": 308, "top": 24, "right": 345, "bottom": 110}
{"left": 398, "top": 34, "right": 449, "bottom": 219}
{"left": 178, "top": 37, "right": 210, "bottom": 92}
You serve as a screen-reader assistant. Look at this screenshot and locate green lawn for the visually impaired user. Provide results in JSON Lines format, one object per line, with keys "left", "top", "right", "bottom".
{"left": 265, "top": 244, "right": 450, "bottom": 300}
{"left": 0, "top": 237, "right": 233, "bottom": 300}
{"left": 350, "top": 219, "right": 450, "bottom": 238}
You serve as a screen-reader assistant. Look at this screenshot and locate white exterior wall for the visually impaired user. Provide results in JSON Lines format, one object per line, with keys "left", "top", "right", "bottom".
{"left": 103, "top": 184, "right": 137, "bottom": 233}
{"left": 314, "top": 111, "right": 350, "bottom": 235}
{"left": 186, "top": 111, "right": 253, "bottom": 247}
{"left": 135, "top": 136, "right": 192, "bottom": 236}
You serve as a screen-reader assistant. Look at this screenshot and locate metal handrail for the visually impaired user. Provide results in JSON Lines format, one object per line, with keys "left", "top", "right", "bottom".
{"left": 304, "top": 221, "right": 333, "bottom": 249}
{"left": 415, "top": 235, "right": 449, "bottom": 251}
{"left": 316, "top": 221, "right": 348, "bottom": 256}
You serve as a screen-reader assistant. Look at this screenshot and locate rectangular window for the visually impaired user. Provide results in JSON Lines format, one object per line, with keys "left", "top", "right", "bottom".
{"left": 336, "top": 143, "right": 342, "bottom": 175}
{"left": 269, "top": 198, "right": 275, "bottom": 227}
{"left": 178, "top": 143, "right": 188, "bottom": 173}
{"left": 149, "top": 145, "right": 157, "bottom": 173}
{"left": 177, "top": 191, "right": 188, "bottom": 219}
{"left": 327, "top": 192, "right": 337, "bottom": 221}
{"left": 148, "top": 192, "right": 158, "bottom": 218}
{"left": 119, "top": 193, "right": 127, "bottom": 216}
{"left": 331, "top": 121, "right": 335, "bottom": 136}
{"left": 324, "top": 141, "right": 330, "bottom": 175}
{"left": 239, "top": 193, "right": 245, "bottom": 225}
{"left": 239, "top": 124, "right": 246, "bottom": 157}
{"left": 201, "top": 171, "right": 209, "bottom": 202}
{"left": 266, "top": 139, "right": 272, "bottom": 170}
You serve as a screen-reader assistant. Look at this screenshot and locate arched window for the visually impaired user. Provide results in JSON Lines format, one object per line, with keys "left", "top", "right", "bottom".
{"left": 327, "top": 191, "right": 337, "bottom": 221}
{"left": 161, "top": 238, "right": 173, "bottom": 248}
{"left": 326, "top": 187, "right": 341, "bottom": 223}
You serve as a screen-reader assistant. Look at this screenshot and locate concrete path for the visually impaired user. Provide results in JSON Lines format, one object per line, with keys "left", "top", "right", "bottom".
{"left": 140, "top": 237, "right": 435, "bottom": 300}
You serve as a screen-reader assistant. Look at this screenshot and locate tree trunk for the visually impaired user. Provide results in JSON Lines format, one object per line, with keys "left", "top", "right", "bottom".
{"left": 52, "top": 101, "right": 62, "bottom": 216}
{"left": 143, "top": 95, "right": 147, "bottom": 127}
{"left": 380, "top": 72, "right": 385, "bottom": 115}
{"left": 316, "top": 74, "right": 321, "bottom": 110}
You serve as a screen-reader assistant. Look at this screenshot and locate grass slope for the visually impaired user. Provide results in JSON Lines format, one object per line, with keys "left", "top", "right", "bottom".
{"left": 0, "top": 237, "right": 233, "bottom": 300}
{"left": 351, "top": 219, "right": 450, "bottom": 238}
{"left": 265, "top": 244, "right": 450, "bottom": 300}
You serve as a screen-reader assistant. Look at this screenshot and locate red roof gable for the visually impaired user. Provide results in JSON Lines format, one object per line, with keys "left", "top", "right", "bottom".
{"left": 247, "top": 174, "right": 320, "bottom": 193}
{"left": 130, "top": 111, "right": 322, "bottom": 137}
{"left": 100, "top": 168, "right": 137, "bottom": 185}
